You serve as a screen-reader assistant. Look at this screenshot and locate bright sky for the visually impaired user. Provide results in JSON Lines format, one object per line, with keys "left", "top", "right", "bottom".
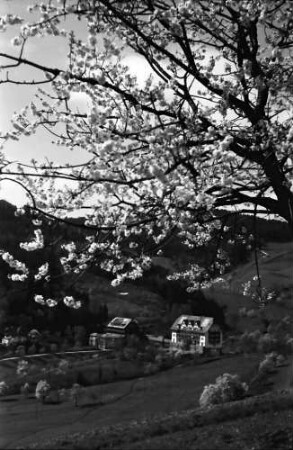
{"left": 0, "top": 0, "right": 152, "bottom": 206}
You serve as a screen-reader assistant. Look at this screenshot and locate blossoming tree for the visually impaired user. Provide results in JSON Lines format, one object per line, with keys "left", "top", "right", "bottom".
{"left": 0, "top": 1, "right": 292, "bottom": 305}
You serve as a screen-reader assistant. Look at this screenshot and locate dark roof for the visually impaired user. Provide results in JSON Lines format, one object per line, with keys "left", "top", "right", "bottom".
{"left": 107, "top": 317, "right": 134, "bottom": 330}
{"left": 170, "top": 315, "right": 214, "bottom": 333}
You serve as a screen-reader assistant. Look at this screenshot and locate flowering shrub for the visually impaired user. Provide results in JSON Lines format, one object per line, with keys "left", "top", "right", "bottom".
{"left": 57, "top": 359, "right": 70, "bottom": 374}
{"left": 199, "top": 373, "right": 248, "bottom": 408}
{"left": 258, "top": 353, "right": 277, "bottom": 374}
{"left": 35, "top": 380, "right": 51, "bottom": 403}
{"left": 16, "top": 359, "right": 29, "bottom": 377}
{"left": 20, "top": 382, "right": 30, "bottom": 397}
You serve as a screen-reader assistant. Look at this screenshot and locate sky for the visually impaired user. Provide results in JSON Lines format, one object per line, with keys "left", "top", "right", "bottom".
{"left": 0, "top": 0, "right": 152, "bottom": 206}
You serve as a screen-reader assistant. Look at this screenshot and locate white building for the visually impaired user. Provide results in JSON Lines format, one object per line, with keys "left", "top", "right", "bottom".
{"left": 170, "top": 315, "right": 223, "bottom": 353}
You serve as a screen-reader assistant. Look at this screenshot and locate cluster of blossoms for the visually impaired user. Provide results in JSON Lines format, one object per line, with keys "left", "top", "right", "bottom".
{"left": 0, "top": 13, "right": 23, "bottom": 32}
{"left": 34, "top": 294, "right": 81, "bottom": 309}
{"left": 241, "top": 279, "right": 277, "bottom": 305}
{"left": 34, "top": 263, "right": 49, "bottom": 281}
{"left": 0, "top": 251, "right": 29, "bottom": 281}
{"left": 19, "top": 229, "right": 44, "bottom": 251}
{"left": 17, "top": 360, "right": 29, "bottom": 377}
{"left": 34, "top": 295, "right": 58, "bottom": 307}
{"left": 167, "top": 264, "right": 215, "bottom": 292}
{"left": 63, "top": 296, "right": 81, "bottom": 309}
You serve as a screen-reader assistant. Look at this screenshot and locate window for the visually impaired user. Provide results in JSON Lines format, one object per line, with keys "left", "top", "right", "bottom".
{"left": 191, "top": 334, "right": 200, "bottom": 344}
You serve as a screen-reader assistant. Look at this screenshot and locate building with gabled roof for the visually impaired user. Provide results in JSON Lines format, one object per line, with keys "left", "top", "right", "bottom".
{"left": 170, "top": 315, "right": 222, "bottom": 353}
{"left": 96, "top": 317, "right": 142, "bottom": 350}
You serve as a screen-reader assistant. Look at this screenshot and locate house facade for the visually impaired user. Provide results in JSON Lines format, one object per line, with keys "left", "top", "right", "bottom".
{"left": 96, "top": 317, "right": 141, "bottom": 350}
{"left": 170, "top": 315, "right": 222, "bottom": 354}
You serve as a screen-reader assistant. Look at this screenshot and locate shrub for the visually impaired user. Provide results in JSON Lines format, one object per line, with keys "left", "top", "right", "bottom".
{"left": 144, "top": 362, "right": 159, "bottom": 376}
{"left": 15, "top": 345, "right": 26, "bottom": 356}
{"left": 35, "top": 380, "right": 51, "bottom": 403}
{"left": 20, "top": 382, "right": 30, "bottom": 398}
{"left": 57, "top": 359, "right": 70, "bottom": 374}
{"left": 0, "top": 381, "right": 8, "bottom": 396}
{"left": 276, "top": 354, "right": 286, "bottom": 367}
{"left": 17, "top": 359, "right": 29, "bottom": 377}
{"left": 70, "top": 383, "right": 82, "bottom": 407}
{"left": 258, "top": 353, "right": 276, "bottom": 374}
{"left": 257, "top": 333, "right": 278, "bottom": 354}
{"left": 239, "top": 331, "right": 261, "bottom": 353}
{"left": 199, "top": 373, "right": 248, "bottom": 408}
{"left": 123, "top": 346, "right": 137, "bottom": 361}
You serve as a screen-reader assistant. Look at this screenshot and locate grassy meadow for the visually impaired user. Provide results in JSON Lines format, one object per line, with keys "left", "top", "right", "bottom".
{"left": 0, "top": 353, "right": 263, "bottom": 449}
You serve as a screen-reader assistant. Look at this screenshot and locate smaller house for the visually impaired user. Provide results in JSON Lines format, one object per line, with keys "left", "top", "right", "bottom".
{"left": 170, "top": 315, "right": 223, "bottom": 354}
{"left": 97, "top": 317, "right": 141, "bottom": 350}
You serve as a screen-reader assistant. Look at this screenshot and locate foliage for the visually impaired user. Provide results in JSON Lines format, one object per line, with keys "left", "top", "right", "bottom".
{"left": 258, "top": 351, "right": 279, "bottom": 375}
{"left": 16, "top": 359, "right": 29, "bottom": 377}
{"left": 239, "top": 330, "right": 261, "bottom": 353}
{"left": 20, "top": 382, "right": 30, "bottom": 397}
{"left": 199, "top": 373, "right": 248, "bottom": 408}
{"left": 0, "top": 380, "right": 8, "bottom": 396}
{"left": 35, "top": 379, "right": 51, "bottom": 403}
{"left": 0, "top": 1, "right": 292, "bottom": 299}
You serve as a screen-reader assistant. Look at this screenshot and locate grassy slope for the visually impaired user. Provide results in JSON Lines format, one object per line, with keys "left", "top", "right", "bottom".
{"left": 203, "top": 241, "right": 293, "bottom": 332}
{"left": 228, "top": 242, "right": 293, "bottom": 293}
{"left": 15, "top": 390, "right": 293, "bottom": 450}
{"left": 0, "top": 354, "right": 261, "bottom": 449}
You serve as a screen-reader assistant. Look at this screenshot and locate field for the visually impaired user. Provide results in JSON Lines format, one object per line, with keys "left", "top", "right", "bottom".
{"left": 0, "top": 353, "right": 263, "bottom": 449}
{"left": 26, "top": 391, "right": 293, "bottom": 450}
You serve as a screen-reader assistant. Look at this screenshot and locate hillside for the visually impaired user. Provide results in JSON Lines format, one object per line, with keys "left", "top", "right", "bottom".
{"left": 4, "top": 387, "right": 292, "bottom": 449}
{"left": 202, "top": 241, "right": 293, "bottom": 333}
{"left": 228, "top": 242, "right": 293, "bottom": 293}
{"left": 0, "top": 199, "right": 292, "bottom": 335}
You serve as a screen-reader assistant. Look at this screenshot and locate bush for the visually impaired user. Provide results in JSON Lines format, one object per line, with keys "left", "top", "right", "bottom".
{"left": 17, "top": 359, "right": 29, "bottom": 377}
{"left": 276, "top": 354, "right": 286, "bottom": 367}
{"left": 57, "top": 359, "right": 70, "bottom": 374}
{"left": 20, "top": 382, "right": 30, "bottom": 398}
{"left": 15, "top": 345, "right": 26, "bottom": 356}
{"left": 239, "top": 331, "right": 261, "bottom": 353}
{"left": 257, "top": 333, "right": 278, "bottom": 354}
{"left": 0, "top": 381, "right": 8, "bottom": 396}
{"left": 70, "top": 383, "right": 82, "bottom": 407}
{"left": 199, "top": 373, "right": 248, "bottom": 408}
{"left": 45, "top": 389, "right": 62, "bottom": 404}
{"left": 144, "top": 362, "right": 159, "bottom": 376}
{"left": 258, "top": 353, "right": 277, "bottom": 374}
{"left": 35, "top": 380, "right": 51, "bottom": 403}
